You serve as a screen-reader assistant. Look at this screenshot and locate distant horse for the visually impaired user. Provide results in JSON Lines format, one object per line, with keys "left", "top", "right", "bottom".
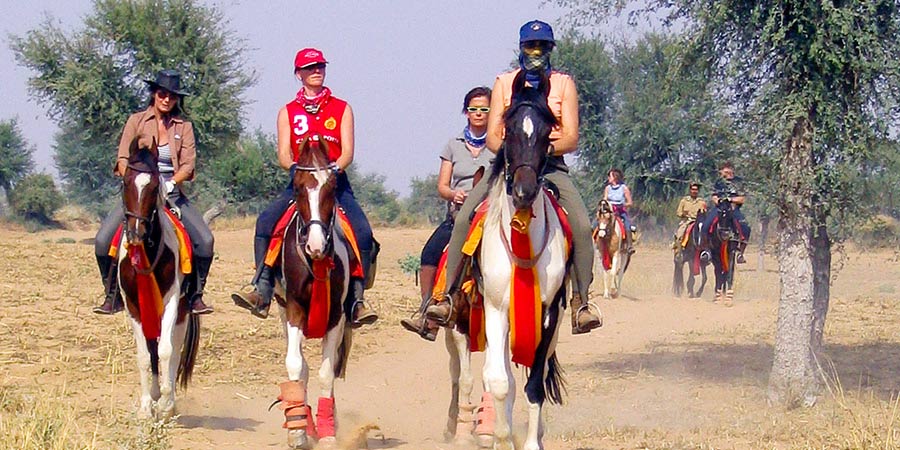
{"left": 593, "top": 199, "right": 631, "bottom": 299}
{"left": 672, "top": 216, "right": 709, "bottom": 298}
{"left": 475, "top": 70, "right": 567, "bottom": 450}
{"left": 704, "top": 198, "right": 739, "bottom": 304}
{"left": 117, "top": 137, "right": 199, "bottom": 420}
{"left": 273, "top": 135, "right": 354, "bottom": 450}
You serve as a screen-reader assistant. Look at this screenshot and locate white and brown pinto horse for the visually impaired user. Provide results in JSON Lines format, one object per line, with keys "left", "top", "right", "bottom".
{"left": 593, "top": 199, "right": 631, "bottom": 299}
{"left": 273, "top": 135, "right": 353, "bottom": 450}
{"left": 476, "top": 70, "right": 567, "bottom": 450}
{"left": 118, "top": 137, "right": 199, "bottom": 420}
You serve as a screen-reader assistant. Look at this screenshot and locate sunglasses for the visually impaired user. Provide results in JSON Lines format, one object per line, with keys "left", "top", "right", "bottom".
{"left": 300, "top": 63, "right": 327, "bottom": 71}
{"left": 155, "top": 90, "right": 177, "bottom": 99}
{"left": 466, "top": 106, "right": 490, "bottom": 113}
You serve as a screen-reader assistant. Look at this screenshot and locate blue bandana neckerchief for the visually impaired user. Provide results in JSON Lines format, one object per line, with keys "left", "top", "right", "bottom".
{"left": 464, "top": 126, "right": 486, "bottom": 148}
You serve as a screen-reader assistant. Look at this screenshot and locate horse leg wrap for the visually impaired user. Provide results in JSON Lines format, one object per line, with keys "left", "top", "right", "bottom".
{"left": 316, "top": 396, "right": 336, "bottom": 438}
{"left": 278, "top": 380, "right": 315, "bottom": 437}
{"left": 474, "top": 392, "right": 495, "bottom": 437}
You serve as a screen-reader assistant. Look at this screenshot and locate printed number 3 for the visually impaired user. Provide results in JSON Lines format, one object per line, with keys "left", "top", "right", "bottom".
{"left": 293, "top": 115, "right": 309, "bottom": 135}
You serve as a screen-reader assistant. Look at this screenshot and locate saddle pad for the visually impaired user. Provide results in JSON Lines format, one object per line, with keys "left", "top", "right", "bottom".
{"left": 108, "top": 210, "right": 192, "bottom": 275}
{"left": 265, "top": 204, "right": 364, "bottom": 279}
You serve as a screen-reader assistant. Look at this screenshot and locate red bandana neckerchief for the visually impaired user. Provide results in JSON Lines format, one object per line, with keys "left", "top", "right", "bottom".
{"left": 295, "top": 86, "right": 332, "bottom": 114}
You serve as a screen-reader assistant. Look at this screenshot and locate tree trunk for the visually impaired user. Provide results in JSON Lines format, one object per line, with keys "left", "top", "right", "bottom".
{"left": 203, "top": 200, "right": 225, "bottom": 225}
{"left": 810, "top": 219, "right": 830, "bottom": 352}
{"left": 768, "top": 116, "right": 819, "bottom": 408}
{"left": 757, "top": 215, "right": 770, "bottom": 273}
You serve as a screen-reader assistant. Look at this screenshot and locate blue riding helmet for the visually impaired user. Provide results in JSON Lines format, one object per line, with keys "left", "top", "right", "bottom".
{"left": 519, "top": 20, "right": 555, "bottom": 44}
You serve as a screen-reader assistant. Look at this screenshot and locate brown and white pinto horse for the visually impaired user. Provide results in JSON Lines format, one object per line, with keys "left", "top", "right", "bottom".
{"left": 118, "top": 137, "right": 199, "bottom": 420}
{"left": 593, "top": 199, "right": 631, "bottom": 299}
{"left": 476, "top": 70, "right": 567, "bottom": 450}
{"left": 272, "top": 135, "right": 353, "bottom": 450}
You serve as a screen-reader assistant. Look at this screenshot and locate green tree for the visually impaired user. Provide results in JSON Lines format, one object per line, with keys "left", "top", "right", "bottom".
{"left": 9, "top": 173, "right": 64, "bottom": 224}
{"left": 345, "top": 166, "right": 402, "bottom": 225}
{"left": 558, "top": 0, "right": 900, "bottom": 405}
{"left": 556, "top": 33, "right": 741, "bottom": 232}
{"left": 0, "top": 118, "right": 35, "bottom": 197}
{"left": 405, "top": 174, "right": 444, "bottom": 225}
{"left": 11, "top": 0, "right": 255, "bottom": 211}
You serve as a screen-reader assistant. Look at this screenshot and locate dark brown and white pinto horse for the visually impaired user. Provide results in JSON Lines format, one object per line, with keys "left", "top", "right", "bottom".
{"left": 273, "top": 135, "right": 353, "bottom": 450}
{"left": 593, "top": 199, "right": 630, "bottom": 299}
{"left": 118, "top": 137, "right": 199, "bottom": 420}
{"left": 672, "top": 216, "right": 709, "bottom": 298}
{"left": 477, "top": 70, "right": 566, "bottom": 450}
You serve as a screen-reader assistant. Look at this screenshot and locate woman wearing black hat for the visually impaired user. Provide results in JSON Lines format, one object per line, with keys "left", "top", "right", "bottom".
{"left": 419, "top": 20, "right": 603, "bottom": 337}
{"left": 92, "top": 69, "right": 215, "bottom": 316}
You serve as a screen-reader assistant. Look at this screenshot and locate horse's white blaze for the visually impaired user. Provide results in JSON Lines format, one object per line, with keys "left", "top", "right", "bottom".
{"left": 522, "top": 116, "right": 534, "bottom": 138}
{"left": 305, "top": 181, "right": 327, "bottom": 255}
{"left": 134, "top": 173, "right": 151, "bottom": 203}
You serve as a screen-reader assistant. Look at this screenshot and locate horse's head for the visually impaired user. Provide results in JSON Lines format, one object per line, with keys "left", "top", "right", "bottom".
{"left": 714, "top": 198, "right": 736, "bottom": 240}
{"left": 122, "top": 136, "right": 160, "bottom": 247}
{"left": 595, "top": 199, "right": 615, "bottom": 239}
{"left": 292, "top": 135, "right": 338, "bottom": 260}
{"left": 501, "top": 70, "right": 556, "bottom": 211}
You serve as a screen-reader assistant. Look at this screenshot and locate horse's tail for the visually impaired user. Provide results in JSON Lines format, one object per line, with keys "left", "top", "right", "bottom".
{"left": 544, "top": 351, "right": 566, "bottom": 405}
{"left": 334, "top": 324, "right": 353, "bottom": 379}
{"left": 673, "top": 253, "right": 684, "bottom": 296}
{"left": 177, "top": 314, "right": 200, "bottom": 390}
{"left": 147, "top": 339, "right": 159, "bottom": 376}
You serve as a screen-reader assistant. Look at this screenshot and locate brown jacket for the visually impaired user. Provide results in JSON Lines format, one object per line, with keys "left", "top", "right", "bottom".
{"left": 115, "top": 107, "right": 196, "bottom": 181}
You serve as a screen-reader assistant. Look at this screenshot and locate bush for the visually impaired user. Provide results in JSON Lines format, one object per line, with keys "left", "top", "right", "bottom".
{"left": 8, "top": 174, "right": 64, "bottom": 224}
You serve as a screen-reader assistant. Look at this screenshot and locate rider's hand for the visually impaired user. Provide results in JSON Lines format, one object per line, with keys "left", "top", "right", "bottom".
{"left": 453, "top": 189, "right": 467, "bottom": 204}
{"left": 164, "top": 180, "right": 177, "bottom": 195}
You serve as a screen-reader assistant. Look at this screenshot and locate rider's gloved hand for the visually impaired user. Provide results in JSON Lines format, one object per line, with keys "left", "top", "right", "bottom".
{"left": 164, "top": 180, "right": 177, "bottom": 195}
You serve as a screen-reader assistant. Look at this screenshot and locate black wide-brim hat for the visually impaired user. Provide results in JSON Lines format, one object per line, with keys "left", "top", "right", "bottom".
{"left": 144, "top": 69, "right": 190, "bottom": 96}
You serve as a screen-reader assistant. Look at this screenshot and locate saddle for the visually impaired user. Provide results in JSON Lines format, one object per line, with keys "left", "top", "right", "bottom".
{"left": 108, "top": 207, "right": 193, "bottom": 275}
{"left": 677, "top": 220, "right": 697, "bottom": 249}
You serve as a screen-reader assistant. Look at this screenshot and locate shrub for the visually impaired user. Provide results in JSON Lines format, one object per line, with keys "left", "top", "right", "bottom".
{"left": 8, "top": 174, "right": 64, "bottom": 224}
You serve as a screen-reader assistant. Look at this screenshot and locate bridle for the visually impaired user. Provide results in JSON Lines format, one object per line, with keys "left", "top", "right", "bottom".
{"left": 124, "top": 161, "right": 163, "bottom": 275}
{"left": 292, "top": 162, "right": 338, "bottom": 277}
{"left": 502, "top": 100, "right": 552, "bottom": 195}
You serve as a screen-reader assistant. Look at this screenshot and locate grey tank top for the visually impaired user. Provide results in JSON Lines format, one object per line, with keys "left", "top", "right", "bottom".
{"left": 158, "top": 143, "right": 174, "bottom": 173}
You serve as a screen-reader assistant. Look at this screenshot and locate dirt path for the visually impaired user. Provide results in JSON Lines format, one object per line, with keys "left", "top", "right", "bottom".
{"left": 3, "top": 225, "right": 898, "bottom": 449}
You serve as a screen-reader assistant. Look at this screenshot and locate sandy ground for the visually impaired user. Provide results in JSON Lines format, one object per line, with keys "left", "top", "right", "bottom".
{"left": 2, "top": 223, "right": 899, "bottom": 449}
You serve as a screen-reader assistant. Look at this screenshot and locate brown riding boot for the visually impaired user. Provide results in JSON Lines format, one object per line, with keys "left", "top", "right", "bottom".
{"left": 570, "top": 293, "right": 602, "bottom": 335}
{"left": 231, "top": 265, "right": 274, "bottom": 319}
{"left": 400, "top": 292, "right": 440, "bottom": 341}
{"left": 348, "top": 278, "right": 378, "bottom": 328}
{"left": 425, "top": 293, "right": 455, "bottom": 327}
{"left": 93, "top": 257, "right": 124, "bottom": 315}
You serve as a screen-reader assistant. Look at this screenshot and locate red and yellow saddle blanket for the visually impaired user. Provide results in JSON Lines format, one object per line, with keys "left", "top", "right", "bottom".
{"left": 109, "top": 208, "right": 192, "bottom": 339}
{"left": 108, "top": 208, "right": 193, "bottom": 274}
{"left": 452, "top": 189, "right": 572, "bottom": 367}
{"left": 593, "top": 216, "right": 626, "bottom": 270}
{"left": 263, "top": 203, "right": 364, "bottom": 278}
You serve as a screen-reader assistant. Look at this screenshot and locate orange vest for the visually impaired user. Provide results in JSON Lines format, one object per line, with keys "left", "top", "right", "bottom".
{"left": 495, "top": 69, "right": 572, "bottom": 141}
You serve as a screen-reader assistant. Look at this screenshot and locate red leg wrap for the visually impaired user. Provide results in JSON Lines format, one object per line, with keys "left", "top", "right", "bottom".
{"left": 316, "top": 396, "right": 336, "bottom": 438}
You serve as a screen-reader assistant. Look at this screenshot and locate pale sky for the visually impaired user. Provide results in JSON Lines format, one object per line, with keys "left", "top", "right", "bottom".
{"left": 1, "top": 1, "right": 632, "bottom": 195}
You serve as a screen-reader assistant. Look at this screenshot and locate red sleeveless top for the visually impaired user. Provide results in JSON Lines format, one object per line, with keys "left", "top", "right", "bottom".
{"left": 286, "top": 93, "right": 348, "bottom": 163}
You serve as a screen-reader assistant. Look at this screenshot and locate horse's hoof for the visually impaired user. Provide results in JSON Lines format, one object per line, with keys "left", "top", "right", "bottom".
{"left": 287, "top": 429, "right": 313, "bottom": 450}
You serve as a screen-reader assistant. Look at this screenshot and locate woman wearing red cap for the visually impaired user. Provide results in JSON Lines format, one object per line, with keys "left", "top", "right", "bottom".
{"left": 418, "top": 20, "right": 603, "bottom": 337}
{"left": 232, "top": 48, "right": 378, "bottom": 327}
{"left": 93, "top": 69, "right": 215, "bottom": 316}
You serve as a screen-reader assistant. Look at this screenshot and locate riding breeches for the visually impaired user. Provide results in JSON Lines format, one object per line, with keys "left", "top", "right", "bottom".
{"left": 439, "top": 166, "right": 594, "bottom": 300}
{"left": 420, "top": 216, "right": 454, "bottom": 267}
{"left": 252, "top": 173, "right": 374, "bottom": 277}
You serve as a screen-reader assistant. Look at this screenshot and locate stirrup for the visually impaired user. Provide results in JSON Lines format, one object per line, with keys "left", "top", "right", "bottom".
{"left": 424, "top": 293, "right": 454, "bottom": 326}
{"left": 574, "top": 302, "right": 603, "bottom": 332}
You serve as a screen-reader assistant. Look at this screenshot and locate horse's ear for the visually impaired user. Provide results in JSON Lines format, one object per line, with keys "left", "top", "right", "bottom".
{"left": 512, "top": 70, "right": 527, "bottom": 97}
{"left": 538, "top": 70, "right": 551, "bottom": 98}
{"left": 473, "top": 166, "right": 485, "bottom": 187}
{"left": 129, "top": 136, "right": 140, "bottom": 158}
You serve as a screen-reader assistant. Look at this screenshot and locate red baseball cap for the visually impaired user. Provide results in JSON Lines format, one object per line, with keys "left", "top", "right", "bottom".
{"left": 294, "top": 48, "right": 328, "bottom": 70}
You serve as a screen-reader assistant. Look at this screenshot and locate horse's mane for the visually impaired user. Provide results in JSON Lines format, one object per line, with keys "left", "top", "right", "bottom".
{"left": 488, "top": 70, "right": 558, "bottom": 187}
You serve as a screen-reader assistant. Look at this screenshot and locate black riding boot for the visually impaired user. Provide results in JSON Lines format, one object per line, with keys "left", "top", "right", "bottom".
{"left": 189, "top": 256, "right": 214, "bottom": 315}
{"left": 345, "top": 277, "right": 377, "bottom": 328}
{"left": 93, "top": 255, "right": 124, "bottom": 315}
